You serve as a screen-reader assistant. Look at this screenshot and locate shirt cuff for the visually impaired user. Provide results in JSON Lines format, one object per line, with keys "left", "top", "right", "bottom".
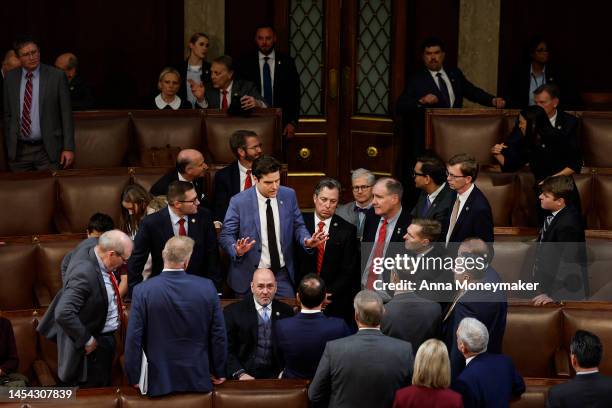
{"left": 233, "top": 369, "right": 246, "bottom": 379}
{"left": 214, "top": 221, "right": 223, "bottom": 229}
{"left": 86, "top": 336, "right": 95, "bottom": 347}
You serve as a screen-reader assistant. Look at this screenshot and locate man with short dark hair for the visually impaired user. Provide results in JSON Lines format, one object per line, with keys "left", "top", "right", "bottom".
{"left": 309, "top": 290, "right": 414, "bottom": 408}
{"left": 129, "top": 181, "right": 221, "bottom": 294}
{"left": 3, "top": 36, "right": 74, "bottom": 171}
{"left": 125, "top": 236, "right": 227, "bottom": 396}
{"left": 547, "top": 330, "right": 612, "bottom": 407}
{"left": 54, "top": 53, "right": 95, "bottom": 110}
{"left": 219, "top": 155, "right": 326, "bottom": 297}
{"left": 275, "top": 274, "right": 350, "bottom": 379}
{"left": 212, "top": 129, "right": 263, "bottom": 226}
{"left": 150, "top": 148, "right": 208, "bottom": 203}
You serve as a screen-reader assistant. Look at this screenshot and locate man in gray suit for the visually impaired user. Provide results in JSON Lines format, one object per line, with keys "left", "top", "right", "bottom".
{"left": 3, "top": 36, "right": 74, "bottom": 171}
{"left": 309, "top": 290, "right": 414, "bottom": 408}
{"left": 38, "top": 230, "right": 132, "bottom": 387}
{"left": 335, "top": 168, "right": 375, "bottom": 240}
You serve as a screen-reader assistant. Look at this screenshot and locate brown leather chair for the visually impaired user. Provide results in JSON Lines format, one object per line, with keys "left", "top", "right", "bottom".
{"left": 588, "top": 237, "right": 612, "bottom": 300}
{"left": 120, "top": 386, "right": 212, "bottom": 408}
{"left": 73, "top": 112, "right": 130, "bottom": 168}
{"left": 491, "top": 239, "right": 537, "bottom": 298}
{"left": 593, "top": 174, "right": 612, "bottom": 229}
{"left": 509, "top": 378, "right": 567, "bottom": 408}
{"left": 131, "top": 166, "right": 174, "bottom": 193}
{"left": 476, "top": 172, "right": 517, "bottom": 227}
{"left": 0, "top": 126, "right": 7, "bottom": 172}
{"left": 573, "top": 173, "right": 593, "bottom": 225}
{"left": 503, "top": 305, "right": 566, "bottom": 378}
{"left": 56, "top": 172, "right": 131, "bottom": 233}
{"left": 36, "top": 239, "right": 82, "bottom": 307}
{"left": 213, "top": 380, "right": 309, "bottom": 408}
{"left": 0, "top": 177, "right": 56, "bottom": 235}
{"left": 0, "top": 244, "right": 37, "bottom": 309}
{"left": 580, "top": 113, "right": 612, "bottom": 168}
{"left": 515, "top": 171, "right": 539, "bottom": 227}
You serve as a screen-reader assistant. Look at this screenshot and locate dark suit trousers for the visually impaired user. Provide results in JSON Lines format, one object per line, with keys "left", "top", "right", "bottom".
{"left": 9, "top": 142, "right": 54, "bottom": 171}
{"left": 81, "top": 332, "right": 116, "bottom": 388}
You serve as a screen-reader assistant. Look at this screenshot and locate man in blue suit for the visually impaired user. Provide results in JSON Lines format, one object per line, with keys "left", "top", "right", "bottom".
{"left": 124, "top": 236, "right": 227, "bottom": 397}
{"left": 452, "top": 317, "right": 525, "bottom": 408}
{"left": 219, "top": 155, "right": 327, "bottom": 297}
{"left": 275, "top": 274, "right": 351, "bottom": 379}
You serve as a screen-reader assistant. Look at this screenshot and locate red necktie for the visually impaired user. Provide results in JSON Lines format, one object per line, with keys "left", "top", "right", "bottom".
{"left": 244, "top": 169, "right": 252, "bottom": 190}
{"left": 107, "top": 270, "right": 125, "bottom": 328}
{"left": 178, "top": 218, "right": 187, "bottom": 236}
{"left": 221, "top": 90, "right": 228, "bottom": 111}
{"left": 366, "top": 218, "right": 388, "bottom": 289}
{"left": 21, "top": 72, "right": 33, "bottom": 138}
{"left": 316, "top": 221, "right": 326, "bottom": 275}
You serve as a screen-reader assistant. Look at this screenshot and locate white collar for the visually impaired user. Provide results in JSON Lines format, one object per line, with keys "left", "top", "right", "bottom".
{"left": 259, "top": 50, "right": 276, "bottom": 61}
{"left": 168, "top": 207, "right": 187, "bottom": 226}
{"left": 552, "top": 207, "right": 564, "bottom": 217}
{"left": 457, "top": 183, "right": 475, "bottom": 202}
{"left": 428, "top": 182, "right": 446, "bottom": 202}
{"left": 155, "top": 94, "right": 182, "bottom": 110}
{"left": 576, "top": 368, "right": 599, "bottom": 375}
{"left": 300, "top": 309, "right": 322, "bottom": 314}
{"left": 253, "top": 297, "right": 271, "bottom": 312}
{"left": 221, "top": 81, "right": 233, "bottom": 95}
{"left": 178, "top": 171, "right": 189, "bottom": 182}
{"left": 549, "top": 111, "right": 558, "bottom": 127}
{"left": 465, "top": 355, "right": 476, "bottom": 366}
{"left": 381, "top": 207, "right": 402, "bottom": 225}
{"left": 428, "top": 68, "right": 447, "bottom": 78}
{"left": 314, "top": 213, "right": 332, "bottom": 230}
{"left": 238, "top": 160, "right": 251, "bottom": 174}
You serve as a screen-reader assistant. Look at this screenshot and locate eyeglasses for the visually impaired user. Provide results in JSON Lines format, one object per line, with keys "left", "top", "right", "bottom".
{"left": 413, "top": 171, "right": 426, "bottom": 178}
{"left": 446, "top": 171, "right": 466, "bottom": 179}
{"left": 352, "top": 185, "right": 372, "bottom": 192}
{"left": 113, "top": 251, "right": 129, "bottom": 264}
{"left": 179, "top": 197, "right": 199, "bottom": 204}
{"left": 246, "top": 143, "right": 263, "bottom": 151}
{"left": 19, "top": 50, "right": 39, "bottom": 58}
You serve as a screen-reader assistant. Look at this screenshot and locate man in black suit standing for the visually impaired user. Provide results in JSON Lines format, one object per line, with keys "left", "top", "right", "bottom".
{"left": 150, "top": 148, "right": 208, "bottom": 203}
{"left": 224, "top": 268, "right": 294, "bottom": 380}
{"left": 547, "top": 330, "right": 612, "bottom": 407}
{"left": 411, "top": 154, "right": 455, "bottom": 238}
{"left": 362, "top": 178, "right": 411, "bottom": 302}
{"left": 299, "top": 178, "right": 359, "bottom": 324}
{"left": 54, "top": 53, "right": 95, "bottom": 111}
{"left": 445, "top": 153, "right": 494, "bottom": 252}
{"left": 212, "top": 129, "right": 263, "bottom": 227}
{"left": 128, "top": 181, "right": 221, "bottom": 294}
{"left": 236, "top": 25, "right": 300, "bottom": 138}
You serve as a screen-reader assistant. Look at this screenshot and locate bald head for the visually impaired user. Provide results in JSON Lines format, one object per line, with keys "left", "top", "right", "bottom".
{"left": 176, "top": 149, "right": 207, "bottom": 181}
{"left": 96, "top": 229, "right": 133, "bottom": 272}
{"left": 55, "top": 53, "right": 78, "bottom": 81}
{"left": 2, "top": 50, "right": 20, "bottom": 76}
{"left": 251, "top": 268, "right": 277, "bottom": 306}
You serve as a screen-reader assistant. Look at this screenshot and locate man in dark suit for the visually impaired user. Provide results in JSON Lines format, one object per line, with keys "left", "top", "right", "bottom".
{"left": 547, "top": 330, "right": 612, "bottom": 407}
{"left": 335, "top": 168, "right": 375, "bottom": 241}
{"left": 212, "top": 129, "right": 263, "bottom": 227}
{"left": 150, "top": 148, "right": 209, "bottom": 203}
{"left": 54, "top": 53, "right": 95, "bottom": 111}
{"left": 190, "top": 55, "right": 265, "bottom": 112}
{"left": 299, "top": 178, "right": 359, "bottom": 324}
{"left": 445, "top": 154, "right": 494, "bottom": 252}
{"left": 124, "top": 236, "right": 227, "bottom": 396}
{"left": 411, "top": 154, "right": 455, "bottom": 238}
{"left": 533, "top": 176, "right": 588, "bottom": 306}
{"left": 224, "top": 268, "right": 294, "bottom": 380}
{"left": 3, "top": 36, "right": 74, "bottom": 171}
{"left": 275, "top": 274, "right": 350, "bottom": 379}
{"left": 38, "top": 230, "right": 133, "bottom": 387}
{"left": 452, "top": 317, "right": 525, "bottom": 407}
{"left": 236, "top": 25, "right": 300, "bottom": 138}
{"left": 309, "top": 290, "right": 414, "bottom": 408}
{"left": 444, "top": 238, "right": 507, "bottom": 379}
{"left": 362, "top": 177, "right": 411, "bottom": 302}
{"left": 128, "top": 181, "right": 221, "bottom": 294}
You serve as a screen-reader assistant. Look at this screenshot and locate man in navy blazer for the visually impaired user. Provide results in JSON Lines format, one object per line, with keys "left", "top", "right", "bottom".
{"left": 452, "top": 317, "right": 525, "bottom": 408}
{"left": 212, "top": 130, "right": 263, "bottom": 226}
{"left": 275, "top": 274, "right": 351, "bottom": 379}
{"left": 219, "top": 156, "right": 327, "bottom": 297}
{"left": 128, "top": 181, "right": 221, "bottom": 295}
{"left": 124, "top": 236, "right": 227, "bottom": 397}
{"left": 445, "top": 154, "right": 494, "bottom": 254}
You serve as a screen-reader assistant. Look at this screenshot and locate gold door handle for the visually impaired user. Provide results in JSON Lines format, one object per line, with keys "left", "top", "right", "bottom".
{"left": 299, "top": 147, "right": 312, "bottom": 160}
{"left": 366, "top": 146, "right": 379, "bottom": 157}
{"left": 329, "top": 69, "right": 338, "bottom": 99}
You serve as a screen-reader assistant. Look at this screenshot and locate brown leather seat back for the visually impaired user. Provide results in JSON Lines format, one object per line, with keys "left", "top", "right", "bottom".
{"left": 73, "top": 113, "right": 130, "bottom": 168}
{"left": 131, "top": 167, "right": 174, "bottom": 193}
{"left": 56, "top": 174, "right": 131, "bottom": 233}
{"left": 0, "top": 244, "right": 37, "bottom": 309}
{"left": 120, "top": 387, "right": 212, "bottom": 408}
{"left": 0, "top": 126, "right": 7, "bottom": 172}
{"left": 36, "top": 240, "right": 81, "bottom": 307}
{"left": 509, "top": 384, "right": 550, "bottom": 408}
{"left": 562, "top": 308, "right": 612, "bottom": 375}
{"left": 491, "top": 239, "right": 537, "bottom": 298}
{"left": 204, "top": 116, "right": 276, "bottom": 164}
{"left": 213, "top": 380, "right": 309, "bottom": 408}
{"left": 573, "top": 173, "right": 593, "bottom": 223}
{"left": 580, "top": 114, "right": 612, "bottom": 168}
{"left": 503, "top": 305, "right": 563, "bottom": 377}
{"left": 430, "top": 115, "right": 504, "bottom": 164}
{"left": 1, "top": 311, "right": 38, "bottom": 378}
{"left": 0, "top": 177, "right": 56, "bottom": 235}
{"left": 476, "top": 172, "right": 517, "bottom": 226}
{"left": 593, "top": 174, "right": 612, "bottom": 229}
{"left": 587, "top": 238, "right": 612, "bottom": 300}
{"left": 515, "top": 171, "right": 538, "bottom": 227}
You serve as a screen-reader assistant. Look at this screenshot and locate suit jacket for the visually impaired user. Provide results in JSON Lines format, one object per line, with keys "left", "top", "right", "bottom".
{"left": 444, "top": 267, "right": 508, "bottom": 379}
{"left": 37, "top": 247, "right": 109, "bottom": 383}
{"left": 335, "top": 201, "right": 371, "bottom": 240}
{"left": 128, "top": 207, "right": 221, "bottom": 293}
{"left": 149, "top": 169, "right": 207, "bottom": 203}
{"left": 219, "top": 186, "right": 311, "bottom": 294}
{"left": 223, "top": 294, "right": 294, "bottom": 378}
{"left": 411, "top": 183, "right": 455, "bottom": 239}
{"left": 60, "top": 237, "right": 98, "bottom": 283}
{"left": 68, "top": 74, "right": 95, "bottom": 111}
{"left": 309, "top": 329, "right": 414, "bottom": 408}
{"left": 393, "top": 385, "right": 463, "bottom": 408}
{"left": 204, "top": 79, "right": 263, "bottom": 110}
{"left": 175, "top": 59, "right": 211, "bottom": 106}
{"left": 452, "top": 353, "right": 525, "bottom": 408}
{"left": 212, "top": 161, "right": 240, "bottom": 223}
{"left": 236, "top": 51, "right": 300, "bottom": 126}
{"left": 275, "top": 312, "right": 350, "bottom": 379}
{"left": 298, "top": 213, "right": 359, "bottom": 321}
{"left": 124, "top": 270, "right": 227, "bottom": 397}
{"left": 446, "top": 185, "right": 494, "bottom": 251}
{"left": 535, "top": 205, "right": 588, "bottom": 299}
{"left": 3, "top": 64, "right": 75, "bottom": 164}
{"left": 381, "top": 292, "right": 442, "bottom": 351}
{"left": 546, "top": 372, "right": 612, "bottom": 408}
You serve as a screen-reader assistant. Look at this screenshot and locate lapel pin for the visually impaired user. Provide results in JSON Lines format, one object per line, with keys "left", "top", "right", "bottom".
{"left": 275, "top": 311, "right": 280, "bottom": 317}
{"left": 397, "top": 228, "right": 401, "bottom": 234}
{"left": 465, "top": 206, "right": 470, "bottom": 212}
{"left": 191, "top": 219, "right": 196, "bottom": 223}
{"left": 333, "top": 223, "right": 338, "bottom": 227}
{"left": 280, "top": 200, "right": 284, "bottom": 205}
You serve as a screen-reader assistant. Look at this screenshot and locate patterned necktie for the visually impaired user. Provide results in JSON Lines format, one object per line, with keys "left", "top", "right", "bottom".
{"left": 539, "top": 215, "right": 554, "bottom": 241}
{"left": 244, "top": 169, "right": 252, "bottom": 190}
{"left": 316, "top": 221, "right": 326, "bottom": 275}
{"left": 21, "top": 72, "right": 33, "bottom": 138}
{"left": 221, "top": 90, "right": 228, "bottom": 111}
{"left": 178, "top": 218, "right": 187, "bottom": 236}
{"left": 366, "top": 218, "right": 388, "bottom": 289}
{"left": 436, "top": 72, "right": 451, "bottom": 107}
{"left": 262, "top": 56, "right": 273, "bottom": 106}
{"left": 261, "top": 305, "right": 270, "bottom": 323}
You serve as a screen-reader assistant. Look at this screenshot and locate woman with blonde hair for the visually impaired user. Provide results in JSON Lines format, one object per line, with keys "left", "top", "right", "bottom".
{"left": 176, "top": 32, "right": 212, "bottom": 107}
{"left": 153, "top": 67, "right": 192, "bottom": 110}
{"left": 393, "top": 339, "right": 463, "bottom": 408}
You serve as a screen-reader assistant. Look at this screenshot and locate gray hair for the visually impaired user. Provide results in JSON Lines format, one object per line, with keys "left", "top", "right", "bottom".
{"left": 314, "top": 178, "right": 341, "bottom": 196}
{"left": 353, "top": 290, "right": 384, "bottom": 326}
{"left": 97, "top": 230, "right": 132, "bottom": 255}
{"left": 162, "top": 236, "right": 195, "bottom": 265}
{"left": 457, "top": 317, "right": 489, "bottom": 354}
{"left": 351, "top": 168, "right": 375, "bottom": 186}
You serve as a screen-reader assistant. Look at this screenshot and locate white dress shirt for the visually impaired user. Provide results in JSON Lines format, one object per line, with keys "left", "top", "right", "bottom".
{"left": 428, "top": 68, "right": 456, "bottom": 107}
{"left": 256, "top": 187, "right": 285, "bottom": 269}
{"left": 427, "top": 182, "right": 447, "bottom": 206}
{"left": 313, "top": 213, "right": 332, "bottom": 250}
{"left": 238, "top": 160, "right": 255, "bottom": 192}
{"left": 168, "top": 207, "right": 189, "bottom": 236}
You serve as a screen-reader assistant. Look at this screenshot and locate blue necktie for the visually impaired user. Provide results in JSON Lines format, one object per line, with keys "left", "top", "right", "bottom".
{"left": 422, "top": 195, "right": 432, "bottom": 214}
{"left": 263, "top": 56, "right": 273, "bottom": 106}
